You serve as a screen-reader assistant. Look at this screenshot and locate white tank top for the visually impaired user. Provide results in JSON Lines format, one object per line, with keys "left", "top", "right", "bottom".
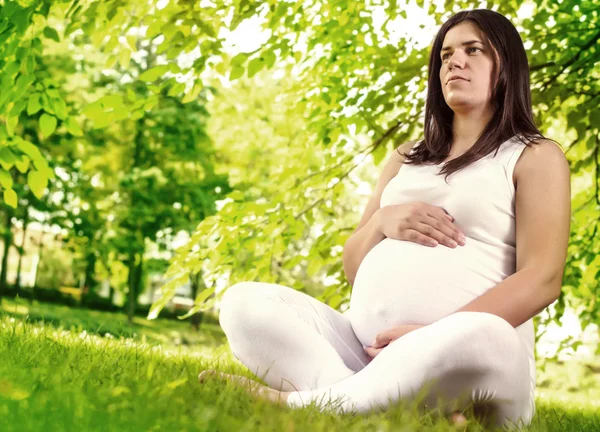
{"left": 348, "top": 134, "right": 535, "bottom": 412}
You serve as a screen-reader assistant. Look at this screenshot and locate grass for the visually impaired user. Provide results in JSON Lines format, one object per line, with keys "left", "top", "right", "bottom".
{"left": 0, "top": 298, "right": 599, "bottom": 431}
{"left": 0, "top": 297, "right": 226, "bottom": 355}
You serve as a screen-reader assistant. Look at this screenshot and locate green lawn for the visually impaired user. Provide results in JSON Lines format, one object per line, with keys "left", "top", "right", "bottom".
{"left": 0, "top": 297, "right": 226, "bottom": 355}
{"left": 0, "top": 298, "right": 598, "bottom": 431}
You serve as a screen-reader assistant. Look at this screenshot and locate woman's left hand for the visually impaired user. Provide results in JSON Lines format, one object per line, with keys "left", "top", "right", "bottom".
{"left": 364, "top": 324, "right": 424, "bottom": 360}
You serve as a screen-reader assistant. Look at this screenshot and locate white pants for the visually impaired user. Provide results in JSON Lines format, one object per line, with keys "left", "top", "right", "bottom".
{"left": 218, "top": 281, "right": 535, "bottom": 429}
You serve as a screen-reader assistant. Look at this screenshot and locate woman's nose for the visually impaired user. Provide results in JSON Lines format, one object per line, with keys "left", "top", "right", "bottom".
{"left": 448, "top": 51, "right": 466, "bottom": 69}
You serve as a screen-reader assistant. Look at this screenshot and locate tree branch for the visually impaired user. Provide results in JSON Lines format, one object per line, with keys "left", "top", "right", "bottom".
{"left": 534, "top": 30, "right": 600, "bottom": 88}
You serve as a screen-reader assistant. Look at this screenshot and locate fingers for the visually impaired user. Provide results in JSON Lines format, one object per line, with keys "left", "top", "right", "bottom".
{"left": 364, "top": 346, "right": 385, "bottom": 359}
{"left": 412, "top": 222, "right": 461, "bottom": 248}
{"left": 401, "top": 228, "right": 440, "bottom": 247}
{"left": 372, "top": 337, "right": 388, "bottom": 349}
{"left": 423, "top": 216, "right": 466, "bottom": 247}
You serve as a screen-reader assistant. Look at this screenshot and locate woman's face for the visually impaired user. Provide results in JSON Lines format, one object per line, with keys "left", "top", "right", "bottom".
{"left": 439, "top": 21, "right": 498, "bottom": 112}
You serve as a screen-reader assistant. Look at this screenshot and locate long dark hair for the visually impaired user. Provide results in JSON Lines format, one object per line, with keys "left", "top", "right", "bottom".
{"left": 400, "top": 9, "right": 553, "bottom": 181}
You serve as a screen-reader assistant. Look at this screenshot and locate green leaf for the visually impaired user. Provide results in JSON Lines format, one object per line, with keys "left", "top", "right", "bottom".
{"left": 98, "top": 94, "right": 124, "bottom": 109}
{"left": 14, "top": 74, "right": 34, "bottom": 98}
{"left": 14, "top": 140, "right": 43, "bottom": 166}
{"left": 194, "top": 286, "right": 215, "bottom": 307}
{"left": 372, "top": 143, "right": 387, "bottom": 165}
{"left": 590, "top": 109, "right": 600, "bottom": 130}
{"left": 247, "top": 57, "right": 264, "bottom": 78}
{"left": 126, "top": 88, "right": 137, "bottom": 102}
{"left": 104, "top": 36, "right": 118, "bottom": 52}
{"left": 181, "top": 83, "right": 202, "bottom": 104}
{"left": 167, "top": 82, "right": 186, "bottom": 97}
{"left": 65, "top": 117, "right": 83, "bottom": 136}
{"left": 23, "top": 55, "right": 35, "bottom": 75}
{"left": 49, "top": 97, "right": 68, "bottom": 120}
{"left": 91, "top": 114, "right": 113, "bottom": 129}
{"left": 81, "top": 102, "right": 104, "bottom": 120}
{"left": 43, "top": 26, "right": 60, "bottom": 42}
{"left": 146, "top": 20, "right": 164, "bottom": 39}
{"left": 9, "top": 99, "right": 27, "bottom": 117}
{"left": 105, "top": 55, "right": 118, "bottom": 68}
{"left": 143, "top": 96, "right": 159, "bottom": 111}
{"left": 3, "top": 188, "right": 17, "bottom": 208}
{"left": 39, "top": 113, "right": 57, "bottom": 136}
{"left": 139, "top": 65, "right": 169, "bottom": 82}
{"left": 228, "top": 190, "right": 244, "bottom": 201}
{"left": 14, "top": 155, "right": 30, "bottom": 173}
{"left": 119, "top": 49, "right": 131, "bottom": 68}
{"left": 168, "top": 62, "right": 181, "bottom": 74}
{"left": 263, "top": 51, "right": 276, "bottom": 68}
{"left": 4, "top": 62, "right": 20, "bottom": 79}
{"left": 27, "top": 94, "right": 42, "bottom": 115}
{"left": 0, "top": 170, "right": 13, "bottom": 189}
{"left": 0, "top": 89, "right": 12, "bottom": 112}
{"left": 5, "top": 116, "right": 18, "bottom": 137}
{"left": 229, "top": 65, "right": 244, "bottom": 81}
{"left": 230, "top": 53, "right": 248, "bottom": 66}
{"left": 27, "top": 170, "right": 47, "bottom": 199}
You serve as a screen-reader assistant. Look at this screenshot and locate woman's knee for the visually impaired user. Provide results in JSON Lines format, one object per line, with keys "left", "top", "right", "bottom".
{"left": 446, "top": 311, "right": 518, "bottom": 345}
{"left": 218, "top": 282, "right": 277, "bottom": 335}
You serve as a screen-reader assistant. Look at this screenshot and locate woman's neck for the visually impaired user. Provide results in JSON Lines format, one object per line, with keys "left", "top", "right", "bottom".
{"left": 449, "top": 106, "right": 495, "bottom": 156}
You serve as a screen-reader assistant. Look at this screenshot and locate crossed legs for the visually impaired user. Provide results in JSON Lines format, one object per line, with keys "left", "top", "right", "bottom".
{"left": 208, "top": 282, "right": 534, "bottom": 429}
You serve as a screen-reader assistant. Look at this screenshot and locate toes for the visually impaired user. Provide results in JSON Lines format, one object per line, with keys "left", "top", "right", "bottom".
{"left": 198, "top": 370, "right": 217, "bottom": 383}
{"left": 450, "top": 411, "right": 468, "bottom": 426}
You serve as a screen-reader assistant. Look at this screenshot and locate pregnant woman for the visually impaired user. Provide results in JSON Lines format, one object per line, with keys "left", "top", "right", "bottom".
{"left": 200, "top": 9, "right": 571, "bottom": 428}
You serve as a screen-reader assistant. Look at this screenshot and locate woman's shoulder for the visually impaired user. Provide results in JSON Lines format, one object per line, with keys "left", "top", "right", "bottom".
{"left": 394, "top": 140, "right": 420, "bottom": 162}
{"left": 513, "top": 137, "right": 568, "bottom": 184}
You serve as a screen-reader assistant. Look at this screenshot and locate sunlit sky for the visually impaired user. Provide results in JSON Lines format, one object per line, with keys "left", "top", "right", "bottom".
{"left": 217, "top": 0, "right": 536, "bottom": 65}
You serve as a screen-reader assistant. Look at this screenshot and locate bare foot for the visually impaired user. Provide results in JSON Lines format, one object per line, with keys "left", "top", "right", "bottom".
{"left": 449, "top": 411, "right": 468, "bottom": 427}
{"left": 198, "top": 370, "right": 290, "bottom": 406}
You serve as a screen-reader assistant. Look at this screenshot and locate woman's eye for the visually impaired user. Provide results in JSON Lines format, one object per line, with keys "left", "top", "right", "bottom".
{"left": 442, "top": 47, "right": 481, "bottom": 61}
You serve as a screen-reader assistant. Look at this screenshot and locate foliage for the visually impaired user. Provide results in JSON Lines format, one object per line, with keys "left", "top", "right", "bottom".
{"left": 0, "top": 0, "right": 597, "bottom": 355}
{"left": 33, "top": 246, "right": 76, "bottom": 288}
{"left": 142, "top": 0, "right": 600, "bottom": 357}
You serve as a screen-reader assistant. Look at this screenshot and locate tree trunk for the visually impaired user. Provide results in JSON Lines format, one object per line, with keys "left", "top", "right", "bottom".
{"left": 127, "top": 251, "right": 136, "bottom": 324}
{"left": 15, "top": 206, "right": 29, "bottom": 292}
{"left": 126, "top": 245, "right": 145, "bottom": 324}
{"left": 82, "top": 251, "right": 97, "bottom": 302}
{"left": 125, "top": 118, "right": 146, "bottom": 324}
{"left": 190, "top": 271, "right": 205, "bottom": 331}
{"left": 0, "top": 208, "right": 14, "bottom": 303}
{"left": 108, "top": 283, "right": 115, "bottom": 305}
{"left": 134, "top": 253, "right": 143, "bottom": 310}
{"left": 31, "top": 219, "right": 45, "bottom": 303}
{"left": 83, "top": 252, "right": 96, "bottom": 291}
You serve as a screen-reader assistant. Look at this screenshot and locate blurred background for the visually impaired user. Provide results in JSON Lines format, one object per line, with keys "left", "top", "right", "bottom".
{"left": 0, "top": 0, "right": 598, "bottom": 422}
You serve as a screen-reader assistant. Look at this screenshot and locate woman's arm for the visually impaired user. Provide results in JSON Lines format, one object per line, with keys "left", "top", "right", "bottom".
{"left": 342, "top": 141, "right": 416, "bottom": 285}
{"left": 448, "top": 139, "right": 571, "bottom": 327}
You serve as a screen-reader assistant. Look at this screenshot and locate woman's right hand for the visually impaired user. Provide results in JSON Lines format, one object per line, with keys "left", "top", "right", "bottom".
{"left": 375, "top": 202, "right": 466, "bottom": 248}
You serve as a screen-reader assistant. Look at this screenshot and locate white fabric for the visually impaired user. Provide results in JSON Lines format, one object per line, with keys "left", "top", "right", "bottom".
{"left": 350, "top": 134, "right": 536, "bottom": 408}
{"left": 219, "top": 282, "right": 534, "bottom": 428}
{"left": 218, "top": 134, "right": 536, "bottom": 428}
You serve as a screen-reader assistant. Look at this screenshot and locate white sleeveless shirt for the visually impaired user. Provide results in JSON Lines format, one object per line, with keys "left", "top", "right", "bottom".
{"left": 348, "top": 134, "right": 535, "bottom": 411}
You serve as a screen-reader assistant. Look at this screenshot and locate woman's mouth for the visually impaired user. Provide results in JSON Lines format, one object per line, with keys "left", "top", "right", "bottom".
{"left": 447, "top": 77, "right": 469, "bottom": 85}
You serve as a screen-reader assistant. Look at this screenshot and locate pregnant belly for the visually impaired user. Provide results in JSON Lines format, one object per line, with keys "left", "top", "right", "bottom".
{"left": 348, "top": 238, "right": 497, "bottom": 347}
